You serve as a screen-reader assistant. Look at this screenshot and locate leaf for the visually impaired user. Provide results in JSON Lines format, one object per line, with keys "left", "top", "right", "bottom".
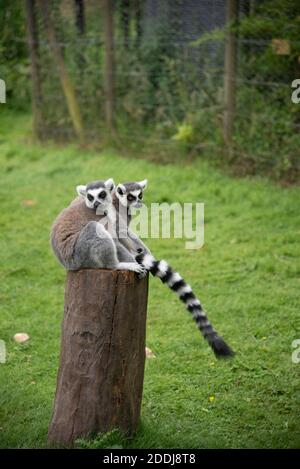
{"left": 21, "top": 199, "right": 37, "bottom": 207}
{"left": 145, "top": 347, "right": 156, "bottom": 358}
{"left": 271, "top": 39, "right": 290, "bottom": 56}
{"left": 190, "top": 28, "right": 226, "bottom": 47}
{"left": 172, "top": 124, "right": 194, "bottom": 143}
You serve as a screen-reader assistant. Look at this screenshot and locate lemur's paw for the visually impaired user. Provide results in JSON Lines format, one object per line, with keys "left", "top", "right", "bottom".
{"left": 138, "top": 269, "right": 147, "bottom": 279}
{"left": 133, "top": 263, "right": 147, "bottom": 278}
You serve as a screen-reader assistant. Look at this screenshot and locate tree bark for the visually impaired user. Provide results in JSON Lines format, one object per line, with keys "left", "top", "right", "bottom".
{"left": 74, "top": 0, "right": 85, "bottom": 35}
{"left": 74, "top": 0, "right": 86, "bottom": 79}
{"left": 38, "top": 0, "right": 85, "bottom": 144}
{"left": 25, "top": 0, "right": 44, "bottom": 139}
{"left": 134, "top": 0, "right": 142, "bottom": 49}
{"left": 47, "top": 269, "right": 149, "bottom": 447}
{"left": 102, "top": 0, "right": 115, "bottom": 131}
{"left": 223, "top": 0, "right": 238, "bottom": 145}
{"left": 120, "top": 0, "right": 130, "bottom": 50}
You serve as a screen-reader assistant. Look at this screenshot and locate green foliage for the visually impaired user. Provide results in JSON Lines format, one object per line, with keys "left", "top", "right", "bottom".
{"left": 183, "top": 0, "right": 300, "bottom": 182}
{"left": 190, "top": 28, "right": 226, "bottom": 47}
{"left": 0, "top": 1, "right": 30, "bottom": 109}
{"left": 172, "top": 123, "right": 194, "bottom": 143}
{"left": 1, "top": 1, "right": 300, "bottom": 181}
{"left": 232, "top": 86, "right": 300, "bottom": 180}
{"left": 238, "top": 0, "right": 300, "bottom": 83}
{"left": 0, "top": 112, "right": 300, "bottom": 448}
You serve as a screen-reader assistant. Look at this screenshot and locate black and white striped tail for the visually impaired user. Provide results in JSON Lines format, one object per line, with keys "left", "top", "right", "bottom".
{"left": 136, "top": 253, "right": 234, "bottom": 358}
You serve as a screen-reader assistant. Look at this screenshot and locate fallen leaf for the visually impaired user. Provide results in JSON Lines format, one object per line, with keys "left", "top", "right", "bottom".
{"left": 21, "top": 200, "right": 36, "bottom": 207}
{"left": 145, "top": 346, "right": 156, "bottom": 358}
{"left": 271, "top": 39, "right": 290, "bottom": 55}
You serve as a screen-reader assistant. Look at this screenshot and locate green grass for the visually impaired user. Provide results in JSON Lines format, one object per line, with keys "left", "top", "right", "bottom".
{"left": 0, "top": 111, "right": 299, "bottom": 449}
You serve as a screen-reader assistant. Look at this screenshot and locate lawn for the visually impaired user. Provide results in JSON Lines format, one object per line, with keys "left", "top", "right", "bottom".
{"left": 0, "top": 111, "right": 299, "bottom": 449}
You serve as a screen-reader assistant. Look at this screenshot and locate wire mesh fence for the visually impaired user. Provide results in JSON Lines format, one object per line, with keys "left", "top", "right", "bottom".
{"left": 2, "top": 0, "right": 300, "bottom": 181}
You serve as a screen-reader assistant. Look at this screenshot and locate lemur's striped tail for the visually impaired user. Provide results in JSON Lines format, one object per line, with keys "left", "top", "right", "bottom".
{"left": 136, "top": 253, "right": 234, "bottom": 358}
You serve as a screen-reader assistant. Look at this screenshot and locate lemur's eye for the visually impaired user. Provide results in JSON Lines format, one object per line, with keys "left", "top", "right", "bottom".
{"left": 98, "top": 191, "right": 106, "bottom": 199}
{"left": 138, "top": 193, "right": 143, "bottom": 199}
{"left": 127, "top": 194, "right": 135, "bottom": 202}
{"left": 87, "top": 194, "right": 94, "bottom": 202}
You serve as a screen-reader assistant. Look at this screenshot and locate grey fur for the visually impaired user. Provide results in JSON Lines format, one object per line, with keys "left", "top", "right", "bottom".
{"left": 86, "top": 180, "right": 105, "bottom": 190}
{"left": 114, "top": 180, "right": 151, "bottom": 257}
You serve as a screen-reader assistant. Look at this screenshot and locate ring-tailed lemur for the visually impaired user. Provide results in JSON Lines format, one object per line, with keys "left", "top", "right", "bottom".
{"left": 50, "top": 178, "right": 147, "bottom": 277}
{"left": 113, "top": 180, "right": 234, "bottom": 358}
{"left": 113, "top": 179, "right": 151, "bottom": 257}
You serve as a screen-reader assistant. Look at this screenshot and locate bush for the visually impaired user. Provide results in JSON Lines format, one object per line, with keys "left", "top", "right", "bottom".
{"left": 0, "top": 2, "right": 30, "bottom": 109}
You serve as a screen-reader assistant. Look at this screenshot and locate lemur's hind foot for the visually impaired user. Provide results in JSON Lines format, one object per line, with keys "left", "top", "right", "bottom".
{"left": 136, "top": 253, "right": 234, "bottom": 358}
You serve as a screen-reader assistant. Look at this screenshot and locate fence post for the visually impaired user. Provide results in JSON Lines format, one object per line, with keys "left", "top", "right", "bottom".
{"left": 102, "top": 0, "right": 115, "bottom": 131}
{"left": 38, "top": 0, "right": 85, "bottom": 145}
{"left": 223, "top": 0, "right": 238, "bottom": 144}
{"left": 25, "top": 0, "right": 44, "bottom": 139}
{"left": 47, "top": 269, "right": 148, "bottom": 446}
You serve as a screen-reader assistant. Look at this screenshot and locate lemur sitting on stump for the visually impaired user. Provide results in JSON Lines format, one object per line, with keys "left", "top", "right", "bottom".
{"left": 51, "top": 178, "right": 233, "bottom": 358}
{"left": 50, "top": 178, "right": 147, "bottom": 277}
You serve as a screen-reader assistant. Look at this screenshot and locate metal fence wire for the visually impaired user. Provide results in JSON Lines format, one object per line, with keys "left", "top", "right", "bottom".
{"left": 22, "top": 0, "right": 300, "bottom": 180}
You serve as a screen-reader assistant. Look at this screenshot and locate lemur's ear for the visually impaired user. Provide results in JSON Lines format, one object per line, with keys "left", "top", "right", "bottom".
{"left": 104, "top": 178, "right": 115, "bottom": 192}
{"left": 138, "top": 179, "right": 148, "bottom": 189}
{"left": 76, "top": 185, "right": 87, "bottom": 197}
{"left": 116, "top": 183, "right": 126, "bottom": 196}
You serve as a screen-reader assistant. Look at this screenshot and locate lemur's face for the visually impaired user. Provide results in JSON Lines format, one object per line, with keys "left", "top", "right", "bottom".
{"left": 115, "top": 180, "right": 147, "bottom": 209}
{"left": 76, "top": 178, "right": 115, "bottom": 212}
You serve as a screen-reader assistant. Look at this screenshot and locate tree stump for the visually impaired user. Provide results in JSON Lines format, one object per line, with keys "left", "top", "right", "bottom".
{"left": 47, "top": 269, "right": 149, "bottom": 447}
